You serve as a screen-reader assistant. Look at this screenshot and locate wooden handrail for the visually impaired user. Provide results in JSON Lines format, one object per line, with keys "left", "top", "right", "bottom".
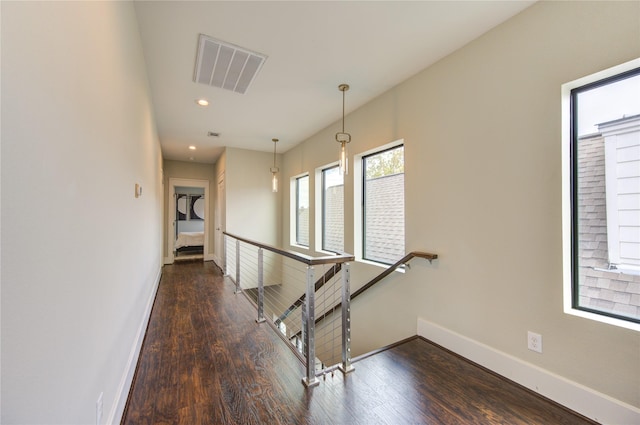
{"left": 351, "top": 251, "right": 437, "bottom": 300}
{"left": 291, "top": 251, "right": 438, "bottom": 339}
{"left": 224, "top": 232, "right": 354, "bottom": 265}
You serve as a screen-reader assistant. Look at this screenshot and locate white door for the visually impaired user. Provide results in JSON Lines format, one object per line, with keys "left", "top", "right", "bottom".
{"left": 214, "top": 173, "right": 225, "bottom": 269}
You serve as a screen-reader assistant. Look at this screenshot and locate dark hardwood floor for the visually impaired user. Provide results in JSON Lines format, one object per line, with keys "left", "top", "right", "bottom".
{"left": 122, "top": 260, "right": 595, "bottom": 425}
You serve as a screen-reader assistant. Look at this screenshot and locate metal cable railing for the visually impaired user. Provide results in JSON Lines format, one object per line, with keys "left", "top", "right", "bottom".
{"left": 224, "top": 232, "right": 355, "bottom": 387}
{"left": 288, "top": 251, "right": 439, "bottom": 342}
{"left": 223, "top": 232, "right": 438, "bottom": 387}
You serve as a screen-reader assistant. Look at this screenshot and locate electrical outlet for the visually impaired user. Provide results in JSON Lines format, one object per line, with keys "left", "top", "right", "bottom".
{"left": 527, "top": 331, "right": 543, "bottom": 353}
{"left": 96, "top": 392, "right": 103, "bottom": 425}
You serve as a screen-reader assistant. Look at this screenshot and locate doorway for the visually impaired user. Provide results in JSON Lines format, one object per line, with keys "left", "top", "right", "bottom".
{"left": 167, "top": 178, "right": 210, "bottom": 263}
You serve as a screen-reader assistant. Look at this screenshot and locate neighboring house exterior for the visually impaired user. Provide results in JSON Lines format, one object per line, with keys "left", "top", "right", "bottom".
{"left": 322, "top": 173, "right": 405, "bottom": 262}
{"left": 305, "top": 173, "right": 405, "bottom": 262}
{"left": 323, "top": 184, "right": 344, "bottom": 253}
{"left": 578, "top": 114, "right": 640, "bottom": 319}
{"left": 365, "top": 173, "right": 405, "bottom": 264}
{"left": 297, "top": 206, "right": 309, "bottom": 246}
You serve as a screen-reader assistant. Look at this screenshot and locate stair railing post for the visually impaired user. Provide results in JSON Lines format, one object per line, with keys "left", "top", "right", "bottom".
{"left": 222, "top": 233, "right": 227, "bottom": 274}
{"left": 302, "top": 265, "right": 319, "bottom": 387}
{"left": 256, "top": 248, "right": 265, "bottom": 323}
{"left": 339, "top": 262, "right": 355, "bottom": 374}
{"left": 234, "top": 239, "right": 241, "bottom": 294}
{"left": 222, "top": 234, "right": 228, "bottom": 275}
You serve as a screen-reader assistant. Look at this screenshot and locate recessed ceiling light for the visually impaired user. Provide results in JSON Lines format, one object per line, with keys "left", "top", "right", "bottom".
{"left": 196, "top": 99, "right": 209, "bottom": 106}
{"left": 188, "top": 145, "right": 196, "bottom": 150}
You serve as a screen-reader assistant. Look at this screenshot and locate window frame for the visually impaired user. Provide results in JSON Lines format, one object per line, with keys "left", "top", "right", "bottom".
{"left": 356, "top": 140, "right": 405, "bottom": 266}
{"left": 318, "top": 164, "right": 344, "bottom": 254}
{"left": 562, "top": 58, "right": 640, "bottom": 332}
{"left": 291, "top": 173, "right": 310, "bottom": 248}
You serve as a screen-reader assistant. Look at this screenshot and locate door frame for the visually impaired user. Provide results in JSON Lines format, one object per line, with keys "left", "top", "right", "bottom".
{"left": 213, "top": 172, "right": 225, "bottom": 269}
{"left": 167, "top": 178, "right": 210, "bottom": 264}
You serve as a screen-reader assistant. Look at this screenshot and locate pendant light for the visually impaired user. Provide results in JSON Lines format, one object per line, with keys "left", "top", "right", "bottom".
{"left": 270, "top": 138, "right": 279, "bottom": 192}
{"left": 336, "top": 84, "right": 351, "bottom": 175}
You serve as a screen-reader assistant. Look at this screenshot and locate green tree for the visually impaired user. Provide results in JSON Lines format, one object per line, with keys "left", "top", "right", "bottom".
{"left": 365, "top": 146, "right": 404, "bottom": 179}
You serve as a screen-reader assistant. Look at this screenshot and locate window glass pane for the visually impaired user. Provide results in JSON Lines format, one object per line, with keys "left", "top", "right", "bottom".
{"left": 572, "top": 70, "right": 640, "bottom": 323}
{"left": 296, "top": 175, "right": 309, "bottom": 247}
{"left": 363, "top": 145, "right": 404, "bottom": 264}
{"left": 322, "top": 166, "right": 344, "bottom": 253}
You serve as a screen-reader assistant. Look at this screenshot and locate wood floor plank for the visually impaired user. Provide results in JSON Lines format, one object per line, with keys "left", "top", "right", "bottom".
{"left": 122, "top": 261, "right": 596, "bottom": 425}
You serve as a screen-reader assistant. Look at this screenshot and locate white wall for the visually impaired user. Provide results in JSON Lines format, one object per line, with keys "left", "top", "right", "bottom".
{"left": 282, "top": 0, "right": 640, "bottom": 413}
{"left": 224, "top": 147, "right": 281, "bottom": 246}
{"left": 0, "top": 1, "right": 4, "bottom": 419}
{"left": 1, "top": 2, "right": 163, "bottom": 424}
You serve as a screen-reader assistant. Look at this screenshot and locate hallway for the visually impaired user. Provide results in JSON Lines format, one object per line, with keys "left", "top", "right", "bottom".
{"left": 122, "top": 261, "right": 595, "bottom": 424}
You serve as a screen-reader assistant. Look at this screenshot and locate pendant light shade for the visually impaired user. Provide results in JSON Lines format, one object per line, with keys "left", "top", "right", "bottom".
{"left": 270, "top": 138, "right": 279, "bottom": 192}
{"left": 336, "top": 84, "right": 351, "bottom": 175}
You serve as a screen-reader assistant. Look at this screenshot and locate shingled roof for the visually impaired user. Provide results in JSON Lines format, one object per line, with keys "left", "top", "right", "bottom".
{"left": 577, "top": 132, "right": 640, "bottom": 319}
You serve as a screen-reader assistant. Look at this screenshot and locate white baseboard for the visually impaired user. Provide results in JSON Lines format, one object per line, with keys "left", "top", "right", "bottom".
{"left": 163, "top": 256, "right": 173, "bottom": 265}
{"left": 204, "top": 253, "right": 215, "bottom": 262}
{"left": 417, "top": 318, "right": 640, "bottom": 425}
{"left": 107, "top": 266, "right": 162, "bottom": 425}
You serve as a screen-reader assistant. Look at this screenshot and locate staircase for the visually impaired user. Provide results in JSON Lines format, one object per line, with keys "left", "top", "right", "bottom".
{"left": 223, "top": 231, "right": 437, "bottom": 387}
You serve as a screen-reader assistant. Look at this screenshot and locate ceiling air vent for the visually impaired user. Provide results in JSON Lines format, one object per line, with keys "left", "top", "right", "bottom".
{"left": 194, "top": 34, "right": 267, "bottom": 95}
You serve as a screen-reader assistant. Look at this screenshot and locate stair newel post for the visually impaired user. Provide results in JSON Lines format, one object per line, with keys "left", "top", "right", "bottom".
{"left": 256, "top": 248, "right": 265, "bottom": 323}
{"left": 339, "top": 262, "right": 355, "bottom": 374}
{"left": 302, "top": 265, "right": 320, "bottom": 387}
{"left": 234, "top": 239, "right": 241, "bottom": 294}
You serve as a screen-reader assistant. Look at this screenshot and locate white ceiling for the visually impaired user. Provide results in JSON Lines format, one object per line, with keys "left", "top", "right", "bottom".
{"left": 134, "top": 1, "right": 535, "bottom": 164}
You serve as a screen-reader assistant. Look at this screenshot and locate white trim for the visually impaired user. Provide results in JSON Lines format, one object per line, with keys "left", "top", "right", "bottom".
{"left": 107, "top": 266, "right": 162, "bottom": 425}
{"left": 564, "top": 307, "right": 639, "bottom": 332}
{"left": 314, "top": 165, "right": 323, "bottom": 253}
{"left": 314, "top": 161, "right": 345, "bottom": 254}
{"left": 604, "top": 133, "right": 622, "bottom": 264}
{"left": 417, "top": 318, "right": 640, "bottom": 425}
{"left": 167, "top": 178, "right": 210, "bottom": 264}
{"left": 214, "top": 172, "right": 225, "bottom": 271}
{"left": 561, "top": 58, "right": 640, "bottom": 332}
{"left": 290, "top": 172, "right": 310, "bottom": 248}
{"left": 602, "top": 116, "right": 640, "bottom": 269}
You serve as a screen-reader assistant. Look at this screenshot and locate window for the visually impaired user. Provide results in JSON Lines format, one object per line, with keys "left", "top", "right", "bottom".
{"left": 564, "top": 62, "right": 640, "bottom": 328}
{"left": 321, "top": 165, "right": 344, "bottom": 253}
{"left": 362, "top": 144, "right": 405, "bottom": 264}
{"left": 295, "top": 174, "right": 309, "bottom": 247}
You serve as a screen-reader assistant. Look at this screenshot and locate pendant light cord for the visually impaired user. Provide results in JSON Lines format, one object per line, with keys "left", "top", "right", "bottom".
{"left": 342, "top": 88, "right": 345, "bottom": 133}
{"left": 272, "top": 138, "right": 278, "bottom": 170}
